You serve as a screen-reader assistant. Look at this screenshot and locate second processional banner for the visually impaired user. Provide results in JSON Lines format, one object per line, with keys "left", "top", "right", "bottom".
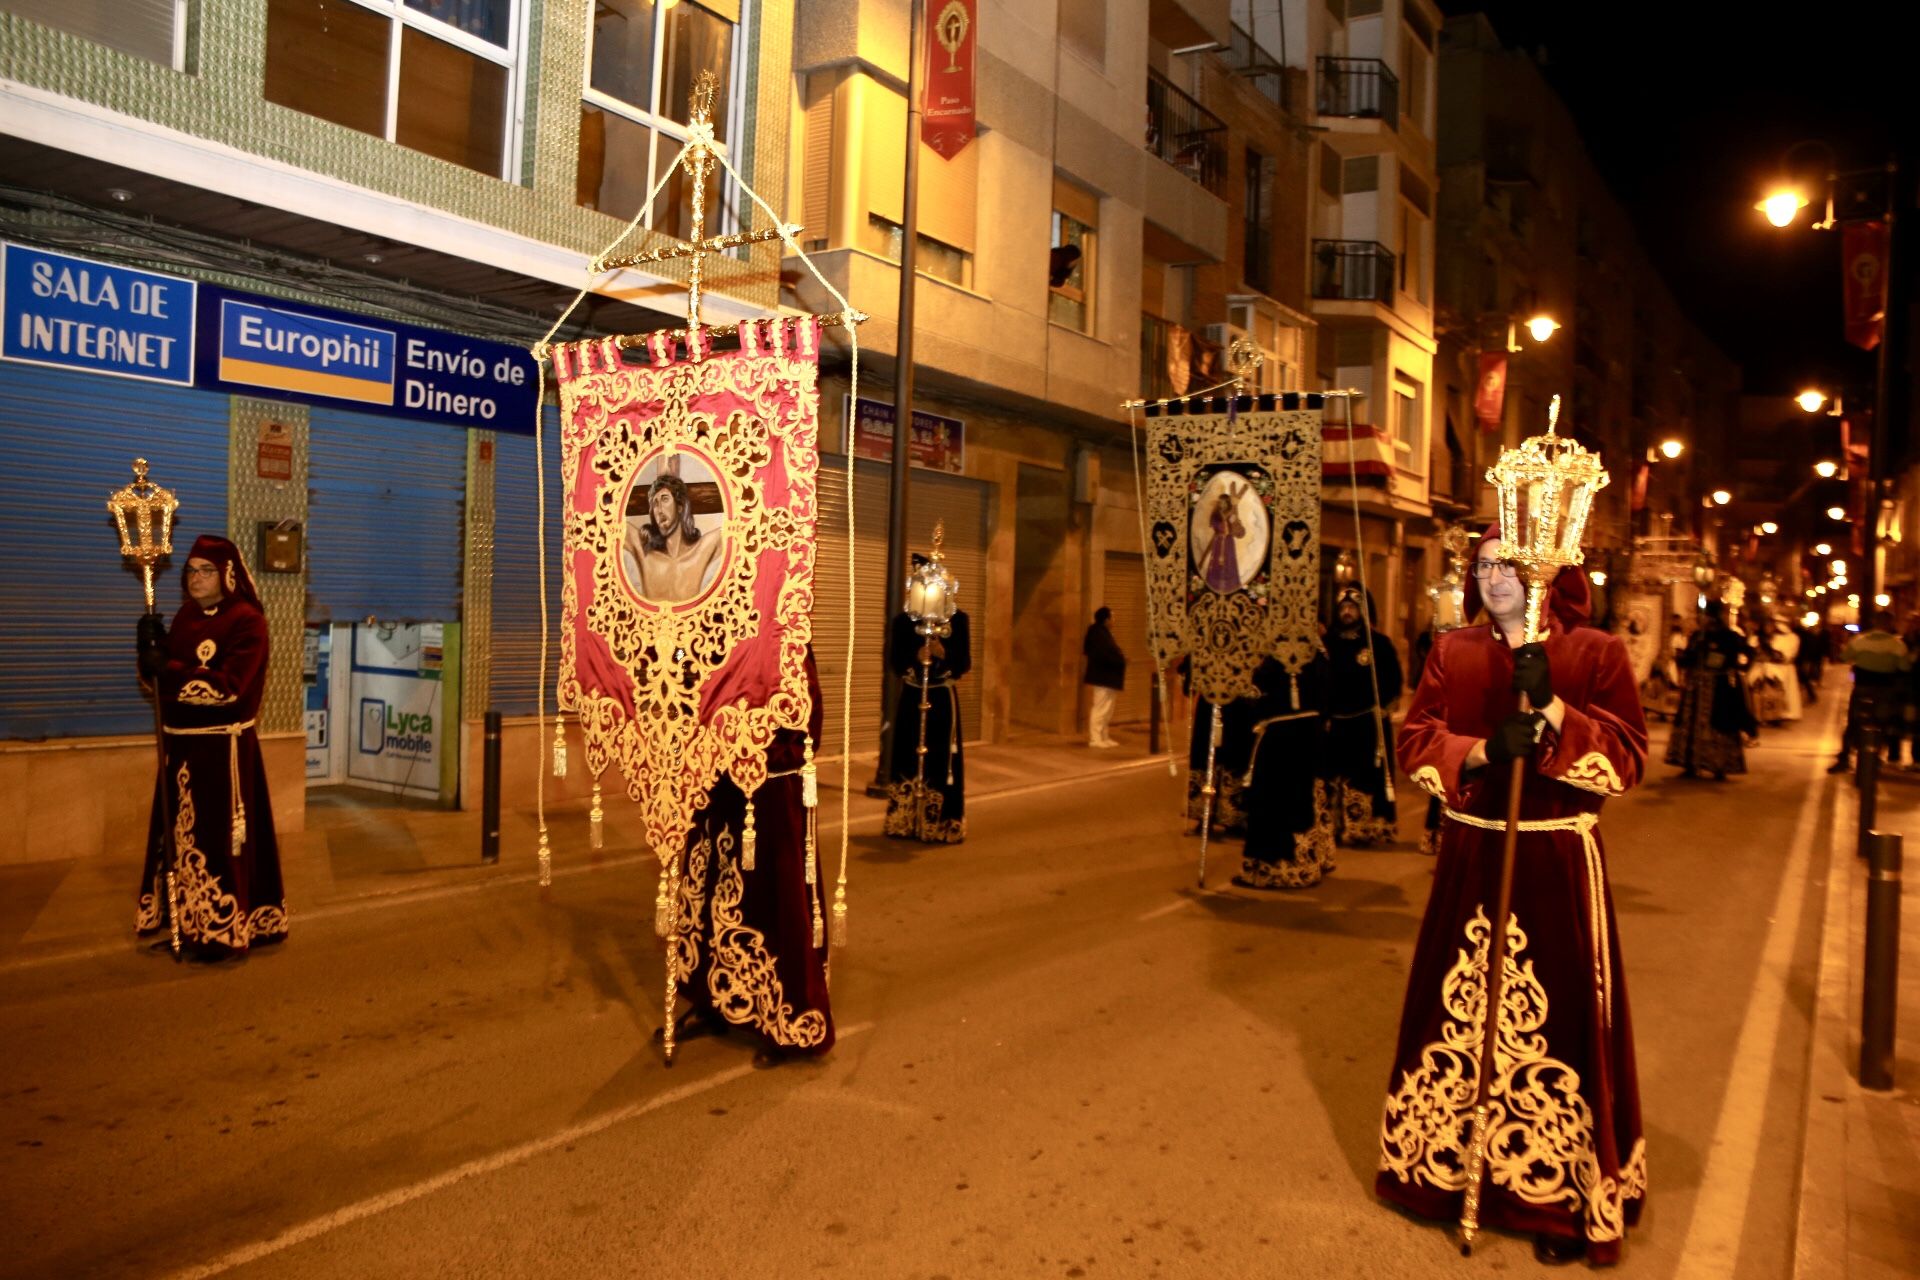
{"left": 548, "top": 317, "right": 823, "bottom": 866}
{"left": 1143, "top": 393, "right": 1325, "bottom": 705}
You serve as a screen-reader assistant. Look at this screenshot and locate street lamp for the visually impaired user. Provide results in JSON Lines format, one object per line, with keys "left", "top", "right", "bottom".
{"left": 1797, "top": 389, "right": 1829, "bottom": 413}
{"left": 1712, "top": 489, "right": 1731, "bottom": 505}
{"left": 1815, "top": 542, "right": 1833, "bottom": 555}
{"left": 1659, "top": 439, "right": 1685, "bottom": 459}
{"left": 1828, "top": 505, "right": 1849, "bottom": 520}
{"left": 1524, "top": 314, "right": 1560, "bottom": 344}
{"left": 1876, "top": 592, "right": 1893, "bottom": 608}
{"left": 1814, "top": 459, "right": 1839, "bottom": 478}
{"left": 1761, "top": 521, "right": 1779, "bottom": 534}
{"left": 1757, "top": 188, "right": 1811, "bottom": 228}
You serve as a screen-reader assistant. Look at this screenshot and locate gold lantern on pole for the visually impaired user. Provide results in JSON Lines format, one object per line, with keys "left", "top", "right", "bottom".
{"left": 1458, "top": 396, "right": 1610, "bottom": 1254}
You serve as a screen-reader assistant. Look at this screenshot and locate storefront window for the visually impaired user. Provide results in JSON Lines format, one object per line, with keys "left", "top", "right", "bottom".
{"left": 578, "top": 0, "right": 738, "bottom": 238}
{"left": 263, "top": 0, "right": 519, "bottom": 179}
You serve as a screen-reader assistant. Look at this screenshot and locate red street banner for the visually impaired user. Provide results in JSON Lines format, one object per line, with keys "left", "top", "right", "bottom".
{"left": 922, "top": 0, "right": 976, "bottom": 159}
{"left": 1474, "top": 352, "right": 1508, "bottom": 433}
{"left": 1842, "top": 220, "right": 1889, "bottom": 350}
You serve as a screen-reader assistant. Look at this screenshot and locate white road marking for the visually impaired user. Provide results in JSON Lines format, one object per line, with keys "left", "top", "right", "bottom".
{"left": 162, "top": 1021, "right": 875, "bottom": 1280}
{"left": 1136, "top": 897, "right": 1196, "bottom": 922}
{"left": 1673, "top": 700, "right": 1838, "bottom": 1277}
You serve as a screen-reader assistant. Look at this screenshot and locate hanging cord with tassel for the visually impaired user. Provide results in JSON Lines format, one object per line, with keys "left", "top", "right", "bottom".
{"left": 1340, "top": 395, "right": 1397, "bottom": 808}
{"left": 1127, "top": 403, "right": 1177, "bottom": 776}
{"left": 803, "top": 735, "right": 824, "bottom": 948}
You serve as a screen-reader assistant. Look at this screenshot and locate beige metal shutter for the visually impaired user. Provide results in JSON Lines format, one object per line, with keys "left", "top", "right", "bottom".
{"left": 815, "top": 458, "right": 992, "bottom": 752}
{"left": 1101, "top": 550, "right": 1152, "bottom": 725}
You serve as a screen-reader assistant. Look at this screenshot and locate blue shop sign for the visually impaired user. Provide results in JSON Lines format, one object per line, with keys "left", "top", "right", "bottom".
{"left": 0, "top": 242, "right": 196, "bottom": 385}
{"left": 199, "top": 286, "right": 538, "bottom": 433}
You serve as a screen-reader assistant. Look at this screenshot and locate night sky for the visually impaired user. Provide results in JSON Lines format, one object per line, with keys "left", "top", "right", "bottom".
{"left": 1442, "top": 2, "right": 1913, "bottom": 399}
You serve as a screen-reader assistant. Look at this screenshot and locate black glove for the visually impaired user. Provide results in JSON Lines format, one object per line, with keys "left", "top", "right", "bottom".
{"left": 1484, "top": 711, "right": 1546, "bottom": 765}
{"left": 136, "top": 614, "right": 168, "bottom": 679}
{"left": 1511, "top": 642, "right": 1553, "bottom": 708}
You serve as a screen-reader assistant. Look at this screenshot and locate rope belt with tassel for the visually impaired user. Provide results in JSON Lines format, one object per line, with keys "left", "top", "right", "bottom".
{"left": 1440, "top": 807, "right": 1611, "bottom": 1029}
{"left": 163, "top": 718, "right": 257, "bottom": 847}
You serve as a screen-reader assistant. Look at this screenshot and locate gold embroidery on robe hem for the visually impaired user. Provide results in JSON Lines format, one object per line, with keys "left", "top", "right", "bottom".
{"left": 1337, "top": 781, "right": 1396, "bottom": 844}
{"left": 164, "top": 763, "right": 288, "bottom": 949}
{"left": 673, "top": 822, "right": 827, "bottom": 1049}
{"left": 883, "top": 780, "right": 967, "bottom": 843}
{"left": 1558, "top": 751, "right": 1625, "bottom": 797}
{"left": 1238, "top": 779, "right": 1337, "bottom": 889}
{"left": 1378, "top": 905, "right": 1645, "bottom": 1245}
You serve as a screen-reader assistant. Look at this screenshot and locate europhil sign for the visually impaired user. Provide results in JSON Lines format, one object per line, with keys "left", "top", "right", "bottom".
{"left": 0, "top": 242, "right": 539, "bottom": 433}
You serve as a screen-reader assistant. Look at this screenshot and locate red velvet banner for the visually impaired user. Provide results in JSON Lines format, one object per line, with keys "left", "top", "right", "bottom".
{"left": 922, "top": 0, "right": 977, "bottom": 159}
{"left": 1842, "top": 220, "right": 1888, "bottom": 351}
{"left": 1474, "top": 352, "right": 1508, "bottom": 433}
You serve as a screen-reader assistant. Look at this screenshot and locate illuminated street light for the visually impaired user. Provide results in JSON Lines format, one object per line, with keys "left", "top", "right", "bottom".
{"left": 1814, "top": 460, "right": 1839, "bottom": 478}
{"left": 1815, "top": 542, "right": 1833, "bottom": 555}
{"left": 1757, "top": 188, "right": 1809, "bottom": 227}
{"left": 1659, "top": 439, "right": 1685, "bottom": 460}
{"left": 1833, "top": 559, "right": 1848, "bottom": 573}
{"left": 1828, "top": 506, "right": 1848, "bottom": 520}
{"left": 1876, "top": 592, "right": 1893, "bottom": 608}
{"left": 1589, "top": 569, "right": 1607, "bottom": 586}
{"left": 1760, "top": 521, "right": 1779, "bottom": 534}
{"left": 1804, "top": 610, "right": 1821, "bottom": 626}
{"left": 1796, "top": 389, "right": 1828, "bottom": 413}
{"left": 1524, "top": 314, "right": 1560, "bottom": 343}
{"left": 1712, "top": 489, "right": 1732, "bottom": 505}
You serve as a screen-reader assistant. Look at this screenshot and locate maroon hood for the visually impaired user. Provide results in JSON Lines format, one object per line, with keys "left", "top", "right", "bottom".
{"left": 180, "top": 534, "right": 263, "bottom": 612}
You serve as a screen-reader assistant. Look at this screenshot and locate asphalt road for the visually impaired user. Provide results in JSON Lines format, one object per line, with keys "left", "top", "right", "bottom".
{"left": 1, "top": 697, "right": 1842, "bottom": 1279}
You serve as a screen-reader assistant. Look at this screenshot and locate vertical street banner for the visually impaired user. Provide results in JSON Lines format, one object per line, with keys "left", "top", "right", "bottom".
{"left": 1474, "top": 351, "right": 1508, "bottom": 432}
{"left": 1842, "top": 220, "right": 1888, "bottom": 350}
{"left": 922, "top": 0, "right": 976, "bottom": 159}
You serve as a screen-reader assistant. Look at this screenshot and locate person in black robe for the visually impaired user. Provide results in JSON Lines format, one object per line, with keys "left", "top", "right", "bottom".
{"left": 1234, "top": 654, "right": 1336, "bottom": 889}
{"left": 1665, "top": 601, "right": 1756, "bottom": 779}
{"left": 1325, "top": 584, "right": 1404, "bottom": 845}
{"left": 669, "top": 654, "right": 834, "bottom": 1058}
{"left": 1180, "top": 656, "right": 1257, "bottom": 836}
{"left": 884, "top": 597, "right": 971, "bottom": 844}
{"left": 135, "top": 535, "right": 288, "bottom": 959}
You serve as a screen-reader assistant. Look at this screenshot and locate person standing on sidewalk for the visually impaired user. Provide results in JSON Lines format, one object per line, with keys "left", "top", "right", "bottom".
{"left": 1828, "top": 610, "right": 1909, "bottom": 775}
{"left": 1082, "top": 606, "right": 1126, "bottom": 749}
{"left": 1324, "top": 584, "right": 1403, "bottom": 846}
{"left": 134, "top": 535, "right": 288, "bottom": 960}
{"left": 1379, "top": 527, "right": 1649, "bottom": 1265}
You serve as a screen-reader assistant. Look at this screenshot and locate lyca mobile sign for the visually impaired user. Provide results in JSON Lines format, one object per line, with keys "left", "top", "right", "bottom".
{"left": 0, "top": 243, "right": 196, "bottom": 385}
{"left": 0, "top": 243, "right": 538, "bottom": 432}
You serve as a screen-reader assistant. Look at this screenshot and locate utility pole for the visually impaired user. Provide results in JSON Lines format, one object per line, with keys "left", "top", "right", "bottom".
{"left": 871, "top": 0, "right": 924, "bottom": 793}
{"left": 1865, "top": 157, "right": 1904, "bottom": 619}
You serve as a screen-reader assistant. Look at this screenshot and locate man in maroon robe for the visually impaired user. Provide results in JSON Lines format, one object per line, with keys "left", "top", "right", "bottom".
{"left": 666, "top": 654, "right": 834, "bottom": 1059}
{"left": 1376, "top": 527, "right": 1648, "bottom": 1265}
{"left": 136, "top": 535, "right": 288, "bottom": 958}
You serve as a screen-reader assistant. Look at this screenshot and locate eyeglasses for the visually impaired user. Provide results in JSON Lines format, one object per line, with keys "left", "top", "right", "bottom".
{"left": 185, "top": 564, "right": 220, "bottom": 578}
{"left": 1470, "top": 559, "right": 1520, "bottom": 580}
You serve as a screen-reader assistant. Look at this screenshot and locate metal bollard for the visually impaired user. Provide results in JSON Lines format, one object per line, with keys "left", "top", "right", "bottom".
{"left": 1857, "top": 724, "right": 1880, "bottom": 860}
{"left": 1860, "top": 830, "right": 1903, "bottom": 1091}
{"left": 481, "top": 710, "right": 502, "bottom": 864}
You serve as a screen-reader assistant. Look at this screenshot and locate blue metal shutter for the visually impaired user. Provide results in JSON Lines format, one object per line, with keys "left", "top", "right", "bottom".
{"left": 306, "top": 407, "right": 467, "bottom": 624}
{"left": 0, "top": 365, "right": 230, "bottom": 738}
{"left": 489, "top": 409, "right": 562, "bottom": 715}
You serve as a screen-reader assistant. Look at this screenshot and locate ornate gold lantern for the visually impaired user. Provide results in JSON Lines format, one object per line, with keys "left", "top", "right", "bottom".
{"left": 106, "top": 457, "right": 179, "bottom": 610}
{"left": 1484, "top": 397, "right": 1609, "bottom": 643}
{"left": 1428, "top": 525, "right": 1473, "bottom": 632}
{"left": 904, "top": 523, "right": 959, "bottom": 840}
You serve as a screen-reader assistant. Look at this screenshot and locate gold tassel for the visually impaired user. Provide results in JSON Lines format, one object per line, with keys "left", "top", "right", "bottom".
{"left": 537, "top": 828, "right": 551, "bottom": 887}
{"left": 589, "top": 780, "right": 604, "bottom": 850}
{"left": 551, "top": 717, "right": 568, "bottom": 778}
{"left": 805, "top": 809, "right": 817, "bottom": 886}
{"left": 654, "top": 863, "right": 672, "bottom": 937}
{"left": 741, "top": 799, "right": 757, "bottom": 872}
{"left": 231, "top": 801, "right": 247, "bottom": 848}
{"left": 808, "top": 807, "right": 824, "bottom": 947}
{"left": 830, "top": 887, "right": 848, "bottom": 947}
{"left": 801, "top": 735, "right": 818, "bottom": 809}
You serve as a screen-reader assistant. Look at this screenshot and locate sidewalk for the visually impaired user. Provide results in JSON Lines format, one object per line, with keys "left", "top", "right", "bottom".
{"left": 1796, "top": 745, "right": 1920, "bottom": 1277}
{"left": 0, "top": 721, "right": 1175, "bottom": 970}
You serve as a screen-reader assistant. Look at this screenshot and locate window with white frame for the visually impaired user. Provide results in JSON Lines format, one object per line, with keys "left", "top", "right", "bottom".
{"left": 1392, "top": 370, "right": 1426, "bottom": 472}
{"left": 263, "top": 0, "right": 522, "bottom": 179}
{"left": 1227, "top": 298, "right": 1306, "bottom": 394}
{"left": 5, "top": 0, "right": 187, "bottom": 69}
{"left": 576, "top": 0, "right": 741, "bottom": 243}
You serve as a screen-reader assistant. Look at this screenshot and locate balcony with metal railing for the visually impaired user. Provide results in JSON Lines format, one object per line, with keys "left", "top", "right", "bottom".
{"left": 1316, "top": 56, "right": 1398, "bottom": 125}
{"left": 1311, "top": 240, "right": 1395, "bottom": 304}
{"left": 1146, "top": 69, "right": 1227, "bottom": 196}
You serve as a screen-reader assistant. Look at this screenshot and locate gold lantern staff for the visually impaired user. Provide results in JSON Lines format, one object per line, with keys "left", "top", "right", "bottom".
{"left": 107, "top": 458, "right": 184, "bottom": 959}
{"left": 903, "top": 524, "right": 959, "bottom": 841}
{"left": 1457, "top": 397, "right": 1609, "bottom": 1254}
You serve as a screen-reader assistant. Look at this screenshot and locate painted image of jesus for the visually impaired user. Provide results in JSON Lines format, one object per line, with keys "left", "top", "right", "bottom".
{"left": 1189, "top": 469, "right": 1270, "bottom": 597}
{"left": 620, "top": 457, "right": 726, "bottom": 604}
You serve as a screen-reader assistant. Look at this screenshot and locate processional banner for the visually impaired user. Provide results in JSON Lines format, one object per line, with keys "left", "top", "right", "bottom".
{"left": 548, "top": 317, "right": 822, "bottom": 866}
{"left": 1143, "top": 393, "right": 1324, "bottom": 705}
